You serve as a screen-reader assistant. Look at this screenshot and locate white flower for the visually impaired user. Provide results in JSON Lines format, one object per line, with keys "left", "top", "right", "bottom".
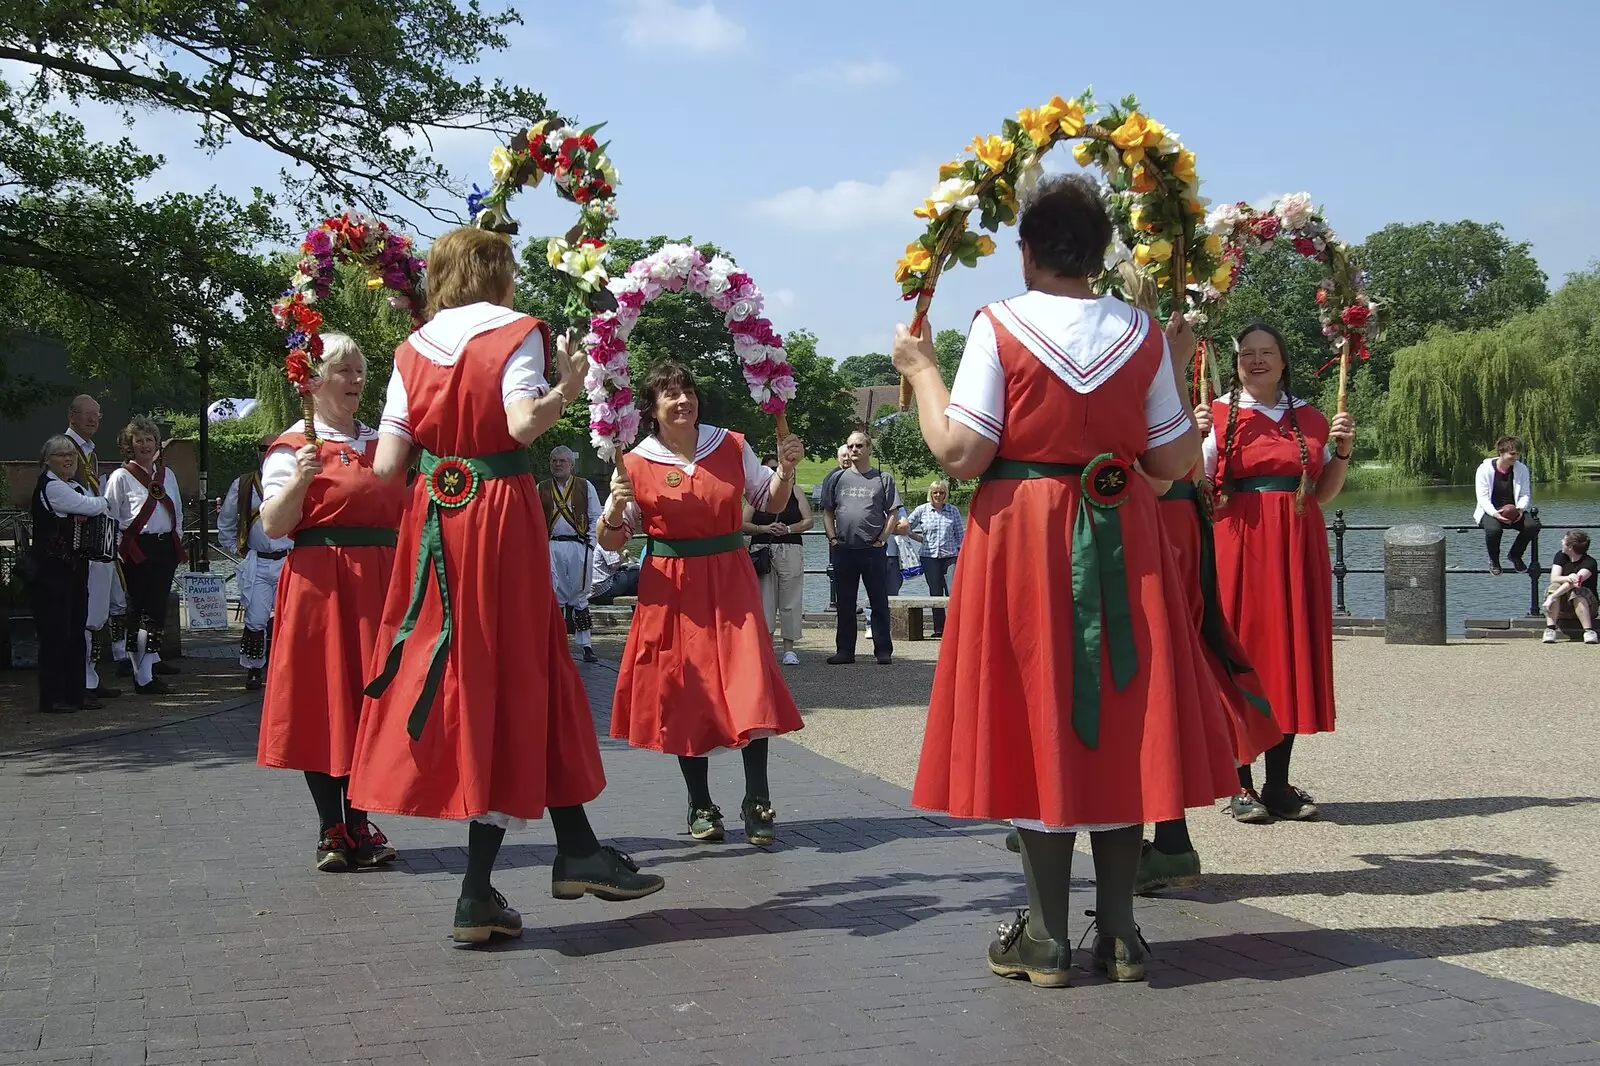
{"left": 1103, "top": 238, "right": 1133, "bottom": 272}
{"left": 1276, "top": 191, "right": 1315, "bottom": 231}
{"left": 926, "top": 177, "right": 979, "bottom": 217}
{"left": 727, "top": 297, "right": 761, "bottom": 322}
{"left": 1205, "top": 202, "right": 1245, "bottom": 237}
{"left": 1015, "top": 160, "right": 1044, "bottom": 205}
{"left": 544, "top": 127, "right": 571, "bottom": 154}
{"left": 704, "top": 255, "right": 736, "bottom": 296}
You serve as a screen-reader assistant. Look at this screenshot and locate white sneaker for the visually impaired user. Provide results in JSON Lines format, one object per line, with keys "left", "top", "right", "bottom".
{"left": 781, "top": 651, "right": 800, "bottom": 666}
{"left": 1586, "top": 630, "right": 1599, "bottom": 645}
{"left": 1543, "top": 628, "right": 1558, "bottom": 643}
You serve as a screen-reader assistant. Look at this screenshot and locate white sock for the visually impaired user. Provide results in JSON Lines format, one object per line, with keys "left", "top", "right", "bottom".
{"left": 576, "top": 630, "right": 592, "bottom": 648}
{"left": 133, "top": 630, "right": 153, "bottom": 687}
{"left": 84, "top": 631, "right": 100, "bottom": 689}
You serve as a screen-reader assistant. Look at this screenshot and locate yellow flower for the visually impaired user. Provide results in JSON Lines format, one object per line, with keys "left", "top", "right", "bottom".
{"left": 913, "top": 199, "right": 938, "bottom": 220}
{"left": 1053, "top": 96, "right": 1086, "bottom": 137}
{"left": 1130, "top": 205, "right": 1154, "bottom": 232}
{"left": 904, "top": 244, "right": 933, "bottom": 274}
{"left": 1017, "top": 107, "right": 1055, "bottom": 148}
{"left": 895, "top": 259, "right": 912, "bottom": 284}
{"left": 1212, "top": 264, "right": 1234, "bottom": 292}
{"left": 1130, "top": 164, "right": 1158, "bottom": 194}
{"left": 1072, "top": 141, "right": 1095, "bottom": 167}
{"left": 1204, "top": 234, "right": 1223, "bottom": 257}
{"left": 938, "top": 160, "right": 964, "bottom": 180}
{"left": 546, "top": 238, "right": 566, "bottom": 269}
{"left": 1171, "top": 149, "right": 1197, "bottom": 187}
{"left": 1017, "top": 95, "right": 1078, "bottom": 147}
{"left": 975, "top": 235, "right": 997, "bottom": 257}
{"left": 527, "top": 119, "right": 554, "bottom": 141}
{"left": 489, "top": 145, "right": 516, "bottom": 184}
{"left": 1186, "top": 197, "right": 1208, "bottom": 217}
{"left": 1110, "top": 113, "right": 1165, "bottom": 165}
{"left": 968, "top": 134, "right": 1015, "bottom": 172}
{"left": 1133, "top": 238, "right": 1173, "bottom": 266}
{"left": 365, "top": 276, "right": 384, "bottom": 290}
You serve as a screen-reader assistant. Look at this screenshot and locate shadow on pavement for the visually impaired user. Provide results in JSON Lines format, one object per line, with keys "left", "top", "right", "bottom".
{"left": 1315, "top": 795, "right": 1600, "bottom": 826}
{"left": 1178, "top": 849, "right": 1559, "bottom": 901}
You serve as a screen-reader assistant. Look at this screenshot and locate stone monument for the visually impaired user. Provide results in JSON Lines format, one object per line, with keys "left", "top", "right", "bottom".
{"left": 1384, "top": 524, "right": 1446, "bottom": 645}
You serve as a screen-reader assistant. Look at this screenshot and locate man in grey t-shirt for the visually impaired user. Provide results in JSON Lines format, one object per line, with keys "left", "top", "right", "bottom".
{"left": 821, "top": 430, "right": 902, "bottom": 664}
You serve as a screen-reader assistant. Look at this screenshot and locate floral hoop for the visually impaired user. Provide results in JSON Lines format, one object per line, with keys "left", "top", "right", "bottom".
{"left": 468, "top": 117, "right": 620, "bottom": 319}
{"left": 271, "top": 213, "right": 426, "bottom": 442}
{"left": 1204, "top": 194, "right": 1380, "bottom": 370}
{"left": 583, "top": 244, "right": 796, "bottom": 460}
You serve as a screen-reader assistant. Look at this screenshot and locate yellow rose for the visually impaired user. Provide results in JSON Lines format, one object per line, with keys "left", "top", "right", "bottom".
{"left": 1017, "top": 107, "right": 1056, "bottom": 148}
{"left": 1133, "top": 238, "right": 1173, "bottom": 266}
{"left": 913, "top": 198, "right": 939, "bottom": 221}
{"left": 1186, "top": 197, "right": 1208, "bottom": 217}
{"left": 1171, "top": 149, "right": 1197, "bottom": 187}
{"left": 969, "top": 134, "right": 1015, "bottom": 172}
{"left": 1053, "top": 96, "right": 1086, "bottom": 137}
{"left": 1130, "top": 164, "right": 1158, "bottom": 194}
{"left": 895, "top": 259, "right": 912, "bottom": 284}
{"left": 904, "top": 244, "right": 933, "bottom": 273}
{"left": 1204, "top": 234, "right": 1223, "bottom": 257}
{"left": 1212, "top": 264, "right": 1234, "bottom": 292}
{"left": 938, "top": 161, "right": 964, "bottom": 180}
{"left": 1110, "top": 112, "right": 1165, "bottom": 166}
{"left": 1130, "top": 205, "right": 1154, "bottom": 232}
{"left": 527, "top": 119, "right": 553, "bottom": 141}
{"left": 489, "top": 145, "right": 516, "bottom": 184}
{"left": 975, "top": 235, "right": 997, "bottom": 257}
{"left": 1072, "top": 141, "right": 1095, "bottom": 167}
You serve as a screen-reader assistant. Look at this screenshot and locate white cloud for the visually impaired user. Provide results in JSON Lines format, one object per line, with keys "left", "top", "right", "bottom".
{"left": 769, "top": 288, "right": 797, "bottom": 309}
{"left": 618, "top": 0, "right": 746, "bottom": 55}
{"left": 750, "top": 167, "right": 927, "bottom": 232}
{"left": 796, "top": 59, "right": 899, "bottom": 88}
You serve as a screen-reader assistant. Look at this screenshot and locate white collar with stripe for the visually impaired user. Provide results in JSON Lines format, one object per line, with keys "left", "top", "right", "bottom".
{"left": 281, "top": 418, "right": 379, "bottom": 447}
{"left": 630, "top": 424, "right": 729, "bottom": 471}
{"left": 411, "top": 302, "right": 527, "bottom": 365}
{"left": 988, "top": 293, "right": 1151, "bottom": 394}
{"left": 1225, "top": 392, "right": 1311, "bottom": 422}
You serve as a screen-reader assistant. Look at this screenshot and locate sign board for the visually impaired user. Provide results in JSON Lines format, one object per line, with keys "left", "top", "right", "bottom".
{"left": 180, "top": 572, "right": 229, "bottom": 630}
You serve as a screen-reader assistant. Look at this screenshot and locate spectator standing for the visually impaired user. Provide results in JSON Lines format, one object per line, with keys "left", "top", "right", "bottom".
{"left": 65, "top": 395, "right": 122, "bottom": 699}
{"left": 822, "top": 430, "right": 901, "bottom": 665}
{"left": 104, "top": 417, "right": 185, "bottom": 695}
{"left": 30, "top": 436, "right": 111, "bottom": 713}
{"left": 1473, "top": 437, "right": 1536, "bottom": 576}
{"left": 1542, "top": 530, "right": 1599, "bottom": 644}
{"left": 908, "top": 480, "right": 963, "bottom": 637}
{"left": 743, "top": 455, "right": 814, "bottom": 665}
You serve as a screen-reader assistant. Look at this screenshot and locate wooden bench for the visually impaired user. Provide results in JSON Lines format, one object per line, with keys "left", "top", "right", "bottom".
{"left": 886, "top": 595, "right": 951, "bottom": 641}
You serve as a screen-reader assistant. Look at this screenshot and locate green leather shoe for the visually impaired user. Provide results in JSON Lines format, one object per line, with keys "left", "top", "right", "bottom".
{"left": 688, "top": 804, "right": 725, "bottom": 842}
{"left": 1004, "top": 828, "right": 1020, "bottom": 853}
{"left": 1092, "top": 933, "right": 1147, "bottom": 983}
{"left": 986, "top": 909, "right": 1070, "bottom": 988}
{"left": 551, "top": 846, "right": 666, "bottom": 902}
{"left": 452, "top": 889, "right": 522, "bottom": 943}
{"left": 741, "top": 797, "right": 776, "bottom": 847}
{"left": 1226, "top": 789, "right": 1273, "bottom": 824}
{"left": 1135, "top": 841, "right": 1201, "bottom": 894}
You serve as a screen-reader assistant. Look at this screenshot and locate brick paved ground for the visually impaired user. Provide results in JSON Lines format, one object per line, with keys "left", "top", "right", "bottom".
{"left": 2, "top": 657, "right": 1599, "bottom": 1065}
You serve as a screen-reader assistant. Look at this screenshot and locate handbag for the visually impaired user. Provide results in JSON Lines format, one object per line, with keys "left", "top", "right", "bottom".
{"left": 749, "top": 544, "right": 773, "bottom": 576}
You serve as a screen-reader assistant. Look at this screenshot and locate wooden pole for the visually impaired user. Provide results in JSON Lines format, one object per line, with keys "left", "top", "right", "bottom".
{"left": 301, "top": 396, "right": 319, "bottom": 446}
{"left": 1336, "top": 338, "right": 1352, "bottom": 415}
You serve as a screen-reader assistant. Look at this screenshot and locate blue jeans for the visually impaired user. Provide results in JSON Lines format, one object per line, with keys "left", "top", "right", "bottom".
{"left": 920, "top": 555, "right": 956, "bottom": 633}
{"left": 833, "top": 544, "right": 892, "bottom": 659}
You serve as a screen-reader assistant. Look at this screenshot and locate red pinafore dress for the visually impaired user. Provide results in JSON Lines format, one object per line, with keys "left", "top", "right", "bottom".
{"left": 348, "top": 319, "right": 606, "bottom": 821}
{"left": 1157, "top": 487, "right": 1283, "bottom": 765}
{"left": 1209, "top": 398, "right": 1336, "bottom": 735}
{"left": 913, "top": 307, "right": 1237, "bottom": 827}
{"left": 258, "top": 426, "right": 406, "bottom": 776}
{"left": 610, "top": 429, "right": 804, "bottom": 756}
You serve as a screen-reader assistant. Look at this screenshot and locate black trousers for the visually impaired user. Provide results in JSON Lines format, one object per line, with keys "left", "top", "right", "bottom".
{"left": 1481, "top": 512, "right": 1538, "bottom": 566}
{"left": 832, "top": 544, "right": 892, "bottom": 658}
{"left": 124, "top": 534, "right": 180, "bottom": 647}
{"left": 590, "top": 566, "right": 640, "bottom": 605}
{"left": 920, "top": 555, "right": 956, "bottom": 632}
{"left": 33, "top": 555, "right": 88, "bottom": 709}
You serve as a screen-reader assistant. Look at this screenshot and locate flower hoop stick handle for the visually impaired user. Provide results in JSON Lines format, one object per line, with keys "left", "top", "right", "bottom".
{"left": 775, "top": 413, "right": 791, "bottom": 440}
{"left": 1337, "top": 340, "right": 1352, "bottom": 415}
{"left": 302, "top": 396, "right": 319, "bottom": 446}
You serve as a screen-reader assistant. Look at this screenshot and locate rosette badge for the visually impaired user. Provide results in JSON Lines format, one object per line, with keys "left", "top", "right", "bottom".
{"left": 470, "top": 115, "right": 621, "bottom": 319}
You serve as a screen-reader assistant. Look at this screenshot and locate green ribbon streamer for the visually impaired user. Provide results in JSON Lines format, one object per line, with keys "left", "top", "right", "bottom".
{"left": 364, "top": 448, "right": 531, "bottom": 741}
{"left": 646, "top": 531, "right": 745, "bottom": 558}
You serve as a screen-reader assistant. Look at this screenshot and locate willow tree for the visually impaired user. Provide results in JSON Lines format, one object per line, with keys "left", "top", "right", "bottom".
{"left": 1383, "top": 319, "right": 1566, "bottom": 481}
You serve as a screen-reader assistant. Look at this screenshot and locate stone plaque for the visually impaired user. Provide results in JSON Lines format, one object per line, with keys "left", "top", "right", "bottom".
{"left": 1384, "top": 524, "right": 1446, "bottom": 645}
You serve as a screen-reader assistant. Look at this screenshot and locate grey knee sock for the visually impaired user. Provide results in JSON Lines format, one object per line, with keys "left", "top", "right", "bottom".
{"left": 1017, "top": 828, "right": 1076, "bottom": 944}
{"left": 1090, "top": 825, "right": 1143, "bottom": 941}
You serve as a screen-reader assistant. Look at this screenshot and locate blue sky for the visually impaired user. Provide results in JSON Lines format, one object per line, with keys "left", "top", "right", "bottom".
{"left": 46, "top": 0, "right": 1600, "bottom": 363}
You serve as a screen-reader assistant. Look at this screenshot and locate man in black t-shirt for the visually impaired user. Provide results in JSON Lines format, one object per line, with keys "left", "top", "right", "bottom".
{"left": 1542, "top": 530, "right": 1598, "bottom": 644}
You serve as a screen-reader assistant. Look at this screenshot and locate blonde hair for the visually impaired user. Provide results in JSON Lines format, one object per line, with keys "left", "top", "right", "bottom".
{"left": 316, "top": 332, "right": 365, "bottom": 377}
{"left": 425, "top": 227, "right": 516, "bottom": 318}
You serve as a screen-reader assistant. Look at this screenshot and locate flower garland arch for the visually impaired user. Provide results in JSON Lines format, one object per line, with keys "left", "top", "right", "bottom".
{"left": 468, "top": 116, "right": 620, "bottom": 318}
{"left": 271, "top": 213, "right": 426, "bottom": 443}
{"left": 894, "top": 90, "right": 1219, "bottom": 407}
{"left": 1202, "top": 194, "right": 1380, "bottom": 411}
{"left": 582, "top": 244, "right": 795, "bottom": 460}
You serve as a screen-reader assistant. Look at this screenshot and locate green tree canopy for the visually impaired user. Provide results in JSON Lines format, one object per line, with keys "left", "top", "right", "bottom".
{"left": 836, "top": 352, "right": 897, "bottom": 388}
{"left": 933, "top": 328, "right": 965, "bottom": 387}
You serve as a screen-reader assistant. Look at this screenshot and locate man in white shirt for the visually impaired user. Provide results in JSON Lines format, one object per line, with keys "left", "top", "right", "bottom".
{"left": 589, "top": 534, "right": 641, "bottom": 605}
{"left": 65, "top": 395, "right": 124, "bottom": 699}
{"left": 219, "top": 435, "right": 294, "bottom": 690}
{"left": 1473, "top": 435, "right": 1537, "bottom": 575}
{"left": 104, "top": 417, "right": 186, "bottom": 694}
{"left": 538, "top": 446, "right": 602, "bottom": 663}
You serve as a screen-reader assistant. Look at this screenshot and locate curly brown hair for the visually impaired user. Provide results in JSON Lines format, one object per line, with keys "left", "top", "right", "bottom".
{"left": 117, "top": 416, "right": 162, "bottom": 461}
{"left": 637, "top": 360, "right": 699, "bottom": 439}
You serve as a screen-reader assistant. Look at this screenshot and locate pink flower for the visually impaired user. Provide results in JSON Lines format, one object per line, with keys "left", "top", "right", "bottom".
{"left": 613, "top": 386, "right": 633, "bottom": 407}
{"left": 760, "top": 394, "right": 787, "bottom": 414}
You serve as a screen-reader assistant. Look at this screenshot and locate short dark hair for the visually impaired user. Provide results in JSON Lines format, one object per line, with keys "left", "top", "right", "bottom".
{"left": 1017, "top": 174, "right": 1112, "bottom": 280}
{"left": 1564, "top": 530, "right": 1590, "bottom": 555}
{"left": 637, "top": 360, "right": 699, "bottom": 439}
{"left": 1496, "top": 436, "right": 1521, "bottom": 455}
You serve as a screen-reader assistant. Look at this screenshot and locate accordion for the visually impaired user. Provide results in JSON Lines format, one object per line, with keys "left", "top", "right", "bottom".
{"left": 74, "top": 513, "right": 118, "bottom": 562}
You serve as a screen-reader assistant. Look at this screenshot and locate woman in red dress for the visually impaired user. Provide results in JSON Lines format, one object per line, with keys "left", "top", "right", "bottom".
{"left": 894, "top": 175, "right": 1238, "bottom": 986}
{"left": 599, "top": 361, "right": 806, "bottom": 848}
{"left": 348, "top": 227, "right": 663, "bottom": 944}
{"left": 1196, "top": 322, "right": 1355, "bottom": 823}
{"left": 258, "top": 333, "right": 408, "bottom": 873}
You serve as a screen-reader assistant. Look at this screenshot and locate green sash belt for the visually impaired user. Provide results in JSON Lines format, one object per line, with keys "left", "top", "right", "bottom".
{"left": 982, "top": 453, "right": 1136, "bottom": 749}
{"left": 1232, "top": 475, "right": 1301, "bottom": 493}
{"left": 365, "top": 447, "right": 532, "bottom": 741}
{"left": 647, "top": 531, "right": 745, "bottom": 558}
{"left": 294, "top": 526, "right": 398, "bottom": 548}
{"left": 1159, "top": 482, "right": 1198, "bottom": 502}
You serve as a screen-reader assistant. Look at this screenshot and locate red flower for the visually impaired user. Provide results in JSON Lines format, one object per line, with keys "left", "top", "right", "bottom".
{"left": 1341, "top": 304, "right": 1371, "bottom": 328}
{"left": 1292, "top": 236, "right": 1318, "bottom": 257}
{"left": 579, "top": 237, "right": 605, "bottom": 249}
{"left": 578, "top": 134, "right": 598, "bottom": 151}
{"left": 1249, "top": 215, "right": 1281, "bottom": 242}
{"left": 1315, "top": 289, "right": 1328, "bottom": 305}
{"left": 572, "top": 185, "right": 592, "bottom": 204}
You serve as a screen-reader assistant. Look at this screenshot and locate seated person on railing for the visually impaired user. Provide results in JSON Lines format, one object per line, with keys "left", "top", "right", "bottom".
{"left": 1474, "top": 436, "right": 1536, "bottom": 576}
{"left": 588, "top": 529, "right": 641, "bottom": 605}
{"left": 1542, "top": 530, "right": 1598, "bottom": 645}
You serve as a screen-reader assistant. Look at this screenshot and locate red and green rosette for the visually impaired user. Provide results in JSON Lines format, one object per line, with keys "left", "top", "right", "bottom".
{"left": 1070, "top": 453, "right": 1139, "bottom": 749}
{"left": 426, "top": 457, "right": 479, "bottom": 509}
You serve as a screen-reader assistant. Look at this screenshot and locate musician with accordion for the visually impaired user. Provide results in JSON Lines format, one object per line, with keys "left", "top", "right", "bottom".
{"left": 30, "top": 435, "right": 114, "bottom": 713}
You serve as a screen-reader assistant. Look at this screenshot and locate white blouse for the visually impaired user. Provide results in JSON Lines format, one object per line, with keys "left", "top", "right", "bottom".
{"left": 104, "top": 462, "right": 182, "bottom": 534}
{"left": 379, "top": 303, "right": 550, "bottom": 443}
{"left": 42, "top": 472, "right": 111, "bottom": 518}
{"left": 945, "top": 292, "right": 1190, "bottom": 449}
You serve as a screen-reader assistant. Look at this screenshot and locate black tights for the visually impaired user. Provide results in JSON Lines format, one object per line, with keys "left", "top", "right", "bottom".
{"left": 1016, "top": 825, "right": 1141, "bottom": 946}
{"left": 304, "top": 772, "right": 365, "bottom": 834}
{"left": 1237, "top": 735, "right": 1296, "bottom": 794}
{"left": 677, "top": 739, "right": 770, "bottom": 809}
{"left": 460, "top": 805, "right": 602, "bottom": 902}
